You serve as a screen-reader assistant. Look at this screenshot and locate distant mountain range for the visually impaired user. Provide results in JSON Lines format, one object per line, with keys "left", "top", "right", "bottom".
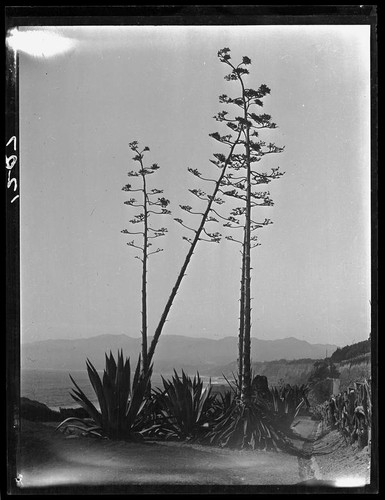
{"left": 22, "top": 334, "right": 338, "bottom": 375}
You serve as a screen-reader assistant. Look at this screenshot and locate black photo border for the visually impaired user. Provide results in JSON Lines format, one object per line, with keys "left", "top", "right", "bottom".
{"left": 4, "top": 5, "right": 378, "bottom": 496}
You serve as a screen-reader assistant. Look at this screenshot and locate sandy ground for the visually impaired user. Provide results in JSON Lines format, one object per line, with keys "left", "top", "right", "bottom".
{"left": 312, "top": 426, "right": 371, "bottom": 486}
{"left": 12, "top": 416, "right": 372, "bottom": 493}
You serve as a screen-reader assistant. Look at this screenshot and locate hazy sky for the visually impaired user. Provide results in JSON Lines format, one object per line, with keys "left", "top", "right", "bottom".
{"left": 17, "top": 25, "right": 371, "bottom": 346}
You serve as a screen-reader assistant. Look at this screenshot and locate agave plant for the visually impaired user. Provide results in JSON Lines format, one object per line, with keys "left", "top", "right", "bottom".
{"left": 56, "top": 350, "right": 152, "bottom": 440}
{"left": 206, "top": 396, "right": 288, "bottom": 451}
{"left": 212, "top": 390, "right": 234, "bottom": 419}
{"left": 269, "top": 384, "right": 310, "bottom": 433}
{"left": 203, "top": 373, "right": 284, "bottom": 451}
{"left": 150, "top": 370, "right": 217, "bottom": 441}
{"left": 206, "top": 373, "right": 307, "bottom": 451}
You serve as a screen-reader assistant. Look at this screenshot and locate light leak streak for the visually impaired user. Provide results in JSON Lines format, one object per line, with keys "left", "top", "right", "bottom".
{"left": 6, "top": 28, "right": 76, "bottom": 58}
{"left": 334, "top": 476, "right": 367, "bottom": 487}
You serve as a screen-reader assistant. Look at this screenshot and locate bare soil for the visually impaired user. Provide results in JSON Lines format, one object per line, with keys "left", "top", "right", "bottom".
{"left": 312, "top": 426, "right": 371, "bottom": 485}
{"left": 11, "top": 416, "right": 371, "bottom": 493}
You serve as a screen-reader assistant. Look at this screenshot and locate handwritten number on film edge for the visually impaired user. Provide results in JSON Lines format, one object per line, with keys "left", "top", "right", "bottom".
{"left": 6, "top": 135, "right": 19, "bottom": 204}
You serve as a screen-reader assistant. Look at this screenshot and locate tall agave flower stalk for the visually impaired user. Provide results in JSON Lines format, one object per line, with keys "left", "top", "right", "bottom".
{"left": 56, "top": 350, "right": 152, "bottom": 440}
{"left": 121, "top": 141, "right": 171, "bottom": 377}
{"left": 214, "top": 47, "right": 285, "bottom": 401}
{"left": 202, "top": 48, "right": 284, "bottom": 450}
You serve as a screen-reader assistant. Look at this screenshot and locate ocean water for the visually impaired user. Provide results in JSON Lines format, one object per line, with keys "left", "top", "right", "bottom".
{"left": 21, "top": 369, "right": 101, "bottom": 410}
{"left": 21, "top": 369, "right": 218, "bottom": 410}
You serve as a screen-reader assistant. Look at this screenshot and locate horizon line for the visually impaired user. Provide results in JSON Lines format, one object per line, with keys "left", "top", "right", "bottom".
{"left": 19, "top": 332, "right": 357, "bottom": 347}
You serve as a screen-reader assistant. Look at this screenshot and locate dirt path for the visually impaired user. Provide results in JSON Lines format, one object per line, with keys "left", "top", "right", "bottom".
{"left": 291, "top": 418, "right": 321, "bottom": 482}
{"left": 290, "top": 416, "right": 371, "bottom": 487}
{"left": 16, "top": 419, "right": 301, "bottom": 491}
{"left": 14, "top": 417, "right": 371, "bottom": 492}
{"left": 312, "top": 426, "right": 371, "bottom": 485}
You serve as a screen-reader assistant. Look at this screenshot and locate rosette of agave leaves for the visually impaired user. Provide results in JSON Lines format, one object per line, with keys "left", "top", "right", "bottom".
{"left": 56, "top": 350, "right": 153, "bottom": 440}
{"left": 205, "top": 375, "right": 306, "bottom": 453}
{"left": 147, "top": 370, "right": 218, "bottom": 441}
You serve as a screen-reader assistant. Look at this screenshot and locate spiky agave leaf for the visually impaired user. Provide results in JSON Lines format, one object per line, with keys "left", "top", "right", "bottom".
{"left": 68, "top": 373, "right": 103, "bottom": 428}
{"left": 105, "top": 350, "right": 117, "bottom": 380}
{"left": 151, "top": 370, "right": 216, "bottom": 441}
{"left": 212, "top": 390, "right": 234, "bottom": 420}
{"left": 85, "top": 359, "right": 108, "bottom": 429}
{"left": 114, "top": 350, "right": 125, "bottom": 432}
{"left": 126, "top": 361, "right": 153, "bottom": 430}
{"left": 56, "top": 417, "right": 103, "bottom": 437}
{"left": 266, "top": 383, "right": 312, "bottom": 434}
{"left": 58, "top": 351, "right": 152, "bottom": 440}
{"left": 103, "top": 368, "right": 119, "bottom": 435}
{"left": 206, "top": 397, "right": 291, "bottom": 451}
{"left": 56, "top": 417, "right": 95, "bottom": 431}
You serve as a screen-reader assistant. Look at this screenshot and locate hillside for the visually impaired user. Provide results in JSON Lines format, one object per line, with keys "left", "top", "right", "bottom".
{"left": 208, "top": 358, "right": 317, "bottom": 387}
{"left": 336, "top": 352, "right": 371, "bottom": 392}
{"left": 330, "top": 338, "right": 371, "bottom": 363}
{"left": 209, "top": 336, "right": 372, "bottom": 388}
{"left": 21, "top": 334, "right": 338, "bottom": 375}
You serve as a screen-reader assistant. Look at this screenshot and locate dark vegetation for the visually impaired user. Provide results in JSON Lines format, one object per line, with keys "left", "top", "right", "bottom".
{"left": 308, "top": 360, "right": 340, "bottom": 385}
{"left": 306, "top": 338, "right": 371, "bottom": 404}
{"left": 148, "top": 371, "right": 217, "bottom": 441}
{"left": 56, "top": 351, "right": 152, "bottom": 440}
{"left": 312, "top": 380, "right": 371, "bottom": 450}
{"left": 329, "top": 338, "right": 371, "bottom": 364}
{"left": 20, "top": 398, "right": 88, "bottom": 422}
{"left": 21, "top": 398, "right": 62, "bottom": 422}
{"left": 26, "top": 337, "right": 370, "bottom": 455}
{"left": 55, "top": 351, "right": 310, "bottom": 453}
{"left": 307, "top": 338, "right": 372, "bottom": 445}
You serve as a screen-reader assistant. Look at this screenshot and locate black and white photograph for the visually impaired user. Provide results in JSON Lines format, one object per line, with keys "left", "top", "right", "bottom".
{"left": 5, "top": 6, "right": 377, "bottom": 495}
